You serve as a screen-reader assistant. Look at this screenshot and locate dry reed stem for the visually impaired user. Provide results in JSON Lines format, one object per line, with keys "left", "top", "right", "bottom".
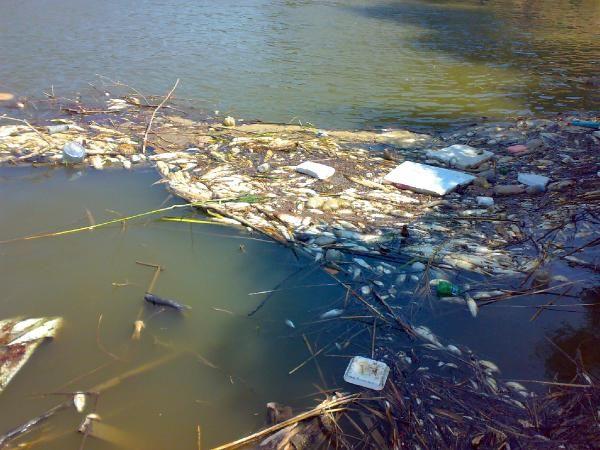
{"left": 141, "top": 79, "right": 179, "bottom": 154}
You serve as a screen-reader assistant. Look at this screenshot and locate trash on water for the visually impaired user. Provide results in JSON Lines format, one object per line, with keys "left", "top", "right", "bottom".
{"left": 436, "top": 280, "right": 460, "bottom": 297}
{"left": 517, "top": 172, "right": 550, "bottom": 191}
{"left": 284, "top": 319, "right": 296, "bottom": 329}
{"left": 384, "top": 161, "right": 475, "bottom": 196}
{"left": 569, "top": 120, "right": 600, "bottom": 129}
{"left": 62, "top": 141, "right": 86, "bottom": 164}
{"left": 47, "top": 124, "right": 70, "bottom": 135}
{"left": 343, "top": 356, "right": 390, "bottom": 391}
{"left": 426, "top": 144, "right": 493, "bottom": 169}
{"left": 0, "top": 317, "right": 63, "bottom": 393}
{"left": 295, "top": 161, "right": 336, "bottom": 180}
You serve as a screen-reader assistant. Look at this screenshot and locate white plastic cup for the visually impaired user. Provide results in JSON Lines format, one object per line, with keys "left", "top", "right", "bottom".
{"left": 62, "top": 141, "right": 86, "bottom": 164}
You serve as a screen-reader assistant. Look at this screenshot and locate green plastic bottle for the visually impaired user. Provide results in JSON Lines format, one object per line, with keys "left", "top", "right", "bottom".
{"left": 436, "top": 280, "right": 460, "bottom": 297}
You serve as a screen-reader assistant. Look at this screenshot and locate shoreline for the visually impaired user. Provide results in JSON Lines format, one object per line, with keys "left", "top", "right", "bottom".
{"left": 1, "top": 105, "right": 599, "bottom": 447}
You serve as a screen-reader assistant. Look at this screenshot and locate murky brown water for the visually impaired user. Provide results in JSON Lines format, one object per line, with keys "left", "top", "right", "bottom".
{"left": 0, "top": 0, "right": 598, "bottom": 129}
{"left": 0, "top": 167, "right": 598, "bottom": 448}
{"left": 0, "top": 167, "right": 346, "bottom": 448}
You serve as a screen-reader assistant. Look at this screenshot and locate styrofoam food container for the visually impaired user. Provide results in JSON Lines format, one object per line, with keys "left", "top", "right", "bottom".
{"left": 343, "top": 356, "right": 390, "bottom": 391}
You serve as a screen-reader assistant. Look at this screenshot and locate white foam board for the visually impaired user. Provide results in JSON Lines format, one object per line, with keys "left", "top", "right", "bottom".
{"left": 384, "top": 161, "right": 475, "bottom": 196}
{"left": 426, "top": 144, "right": 493, "bottom": 169}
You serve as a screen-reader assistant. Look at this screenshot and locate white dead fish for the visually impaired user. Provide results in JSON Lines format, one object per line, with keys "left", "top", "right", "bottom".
{"left": 485, "top": 377, "right": 498, "bottom": 392}
{"left": 446, "top": 344, "right": 462, "bottom": 356}
{"left": 414, "top": 326, "right": 443, "bottom": 348}
{"left": 479, "top": 360, "right": 500, "bottom": 373}
{"left": 284, "top": 319, "right": 295, "bottom": 329}
{"left": 353, "top": 258, "right": 371, "bottom": 270}
{"left": 505, "top": 381, "right": 527, "bottom": 392}
{"left": 466, "top": 295, "right": 479, "bottom": 318}
{"left": 320, "top": 309, "right": 344, "bottom": 319}
{"left": 131, "top": 320, "right": 145, "bottom": 340}
{"left": 73, "top": 392, "right": 86, "bottom": 413}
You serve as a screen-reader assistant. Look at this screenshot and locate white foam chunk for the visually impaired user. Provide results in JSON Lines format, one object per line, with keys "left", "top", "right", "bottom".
{"left": 517, "top": 172, "right": 550, "bottom": 189}
{"left": 426, "top": 144, "right": 493, "bottom": 169}
{"left": 384, "top": 161, "right": 476, "bottom": 196}
{"left": 296, "top": 161, "right": 335, "bottom": 180}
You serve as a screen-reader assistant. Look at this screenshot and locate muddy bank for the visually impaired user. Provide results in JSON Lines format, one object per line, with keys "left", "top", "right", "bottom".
{"left": 1, "top": 104, "right": 599, "bottom": 447}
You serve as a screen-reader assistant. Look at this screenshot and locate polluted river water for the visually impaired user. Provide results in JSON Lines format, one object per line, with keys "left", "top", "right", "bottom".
{"left": 0, "top": 0, "right": 599, "bottom": 129}
{"left": 0, "top": 166, "right": 598, "bottom": 448}
{"left": 0, "top": 0, "right": 598, "bottom": 446}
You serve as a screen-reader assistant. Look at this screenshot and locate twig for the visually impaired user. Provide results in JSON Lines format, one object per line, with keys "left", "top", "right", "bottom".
{"left": 371, "top": 318, "right": 377, "bottom": 359}
{"left": 197, "top": 425, "right": 202, "bottom": 450}
{"left": 142, "top": 79, "right": 179, "bottom": 154}
{"left": 302, "top": 334, "right": 327, "bottom": 389}
{"left": 0, "top": 198, "right": 248, "bottom": 244}
{"left": 96, "top": 314, "right": 127, "bottom": 362}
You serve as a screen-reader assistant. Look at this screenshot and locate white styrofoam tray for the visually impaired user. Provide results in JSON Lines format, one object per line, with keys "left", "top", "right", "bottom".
{"left": 343, "top": 356, "right": 390, "bottom": 391}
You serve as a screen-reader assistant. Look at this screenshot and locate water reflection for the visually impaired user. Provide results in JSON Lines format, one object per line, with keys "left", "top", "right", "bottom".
{"left": 541, "top": 287, "right": 600, "bottom": 381}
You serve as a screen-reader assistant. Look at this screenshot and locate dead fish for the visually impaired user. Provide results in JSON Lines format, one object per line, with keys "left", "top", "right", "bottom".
{"left": 284, "top": 319, "right": 295, "bottom": 329}
{"left": 505, "top": 381, "right": 527, "bottom": 392}
{"left": 485, "top": 377, "right": 498, "bottom": 392}
{"left": 479, "top": 359, "right": 500, "bottom": 373}
{"left": 131, "top": 320, "right": 145, "bottom": 340}
{"left": 144, "top": 293, "right": 190, "bottom": 311}
{"left": 414, "top": 326, "right": 442, "bottom": 348}
{"left": 319, "top": 308, "right": 344, "bottom": 319}
{"left": 73, "top": 392, "right": 86, "bottom": 413}
{"left": 466, "top": 295, "right": 479, "bottom": 318}
{"left": 446, "top": 344, "right": 462, "bottom": 356}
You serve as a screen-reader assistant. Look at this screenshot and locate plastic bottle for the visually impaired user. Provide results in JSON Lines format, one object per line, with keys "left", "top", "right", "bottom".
{"left": 62, "top": 141, "right": 86, "bottom": 164}
{"left": 436, "top": 280, "right": 460, "bottom": 297}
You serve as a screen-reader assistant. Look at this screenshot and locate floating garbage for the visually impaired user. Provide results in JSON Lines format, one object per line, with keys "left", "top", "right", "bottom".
{"left": 384, "top": 161, "right": 475, "bottom": 196}
{"left": 284, "top": 319, "right": 296, "bottom": 329}
{"left": 426, "top": 144, "right": 493, "bottom": 169}
{"left": 295, "top": 161, "right": 335, "bottom": 180}
{"left": 517, "top": 172, "right": 550, "bottom": 191}
{"left": 47, "top": 124, "right": 70, "bottom": 135}
{"left": 62, "top": 141, "right": 86, "bottom": 164}
{"left": 343, "top": 356, "right": 390, "bottom": 391}
{"left": 436, "top": 280, "right": 460, "bottom": 297}
{"left": 0, "top": 317, "right": 63, "bottom": 393}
